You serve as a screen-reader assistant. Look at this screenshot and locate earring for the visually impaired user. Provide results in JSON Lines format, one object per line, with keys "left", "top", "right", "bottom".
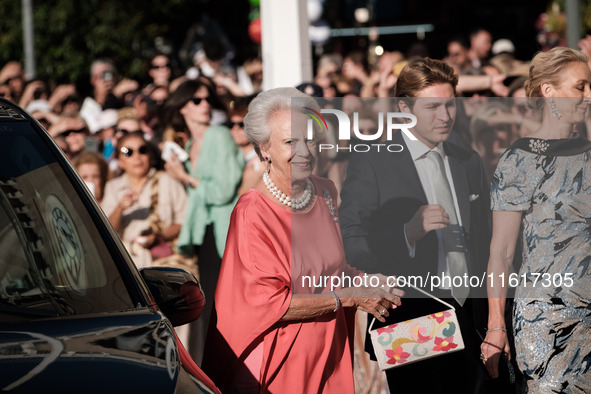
{"left": 264, "top": 155, "right": 270, "bottom": 162}
{"left": 549, "top": 98, "right": 562, "bottom": 119}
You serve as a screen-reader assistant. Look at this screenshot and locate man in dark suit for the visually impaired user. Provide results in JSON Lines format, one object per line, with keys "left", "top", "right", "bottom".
{"left": 340, "top": 57, "right": 491, "bottom": 393}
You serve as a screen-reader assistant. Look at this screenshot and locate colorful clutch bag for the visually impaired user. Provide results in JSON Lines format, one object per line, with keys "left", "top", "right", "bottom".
{"left": 368, "top": 286, "right": 465, "bottom": 370}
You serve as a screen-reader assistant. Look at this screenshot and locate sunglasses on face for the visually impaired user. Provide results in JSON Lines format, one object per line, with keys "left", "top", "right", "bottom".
{"left": 120, "top": 145, "right": 149, "bottom": 158}
{"left": 225, "top": 121, "right": 244, "bottom": 129}
{"left": 62, "top": 128, "right": 87, "bottom": 137}
{"left": 116, "top": 128, "right": 139, "bottom": 134}
{"left": 150, "top": 63, "right": 170, "bottom": 69}
{"left": 190, "top": 97, "right": 212, "bottom": 106}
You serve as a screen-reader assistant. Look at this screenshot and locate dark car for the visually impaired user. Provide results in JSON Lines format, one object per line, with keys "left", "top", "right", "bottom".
{"left": 0, "top": 98, "right": 219, "bottom": 393}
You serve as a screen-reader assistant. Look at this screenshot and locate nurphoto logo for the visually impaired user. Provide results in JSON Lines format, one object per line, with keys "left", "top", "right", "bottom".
{"left": 304, "top": 106, "right": 417, "bottom": 153}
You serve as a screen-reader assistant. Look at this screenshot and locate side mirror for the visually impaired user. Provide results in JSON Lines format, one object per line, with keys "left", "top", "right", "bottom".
{"left": 140, "top": 267, "right": 205, "bottom": 327}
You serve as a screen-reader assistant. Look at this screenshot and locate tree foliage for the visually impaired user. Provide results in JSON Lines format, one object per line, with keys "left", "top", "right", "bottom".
{"left": 0, "top": 0, "right": 197, "bottom": 86}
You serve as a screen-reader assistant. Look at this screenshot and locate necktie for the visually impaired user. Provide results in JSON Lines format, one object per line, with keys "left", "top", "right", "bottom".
{"left": 424, "top": 150, "right": 469, "bottom": 306}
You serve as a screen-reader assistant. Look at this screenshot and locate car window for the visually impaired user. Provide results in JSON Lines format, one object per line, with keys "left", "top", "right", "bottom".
{"left": 0, "top": 121, "right": 135, "bottom": 321}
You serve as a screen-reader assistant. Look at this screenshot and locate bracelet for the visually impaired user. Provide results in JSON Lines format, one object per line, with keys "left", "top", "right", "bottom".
{"left": 330, "top": 290, "right": 341, "bottom": 312}
{"left": 487, "top": 327, "right": 507, "bottom": 333}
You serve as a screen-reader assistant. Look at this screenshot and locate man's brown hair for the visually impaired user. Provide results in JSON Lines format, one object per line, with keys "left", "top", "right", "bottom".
{"left": 395, "top": 57, "right": 458, "bottom": 99}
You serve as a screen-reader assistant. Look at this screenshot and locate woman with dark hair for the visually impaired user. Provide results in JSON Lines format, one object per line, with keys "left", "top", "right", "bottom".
{"left": 162, "top": 78, "right": 243, "bottom": 363}
{"left": 145, "top": 52, "right": 173, "bottom": 92}
{"left": 101, "top": 132, "right": 187, "bottom": 269}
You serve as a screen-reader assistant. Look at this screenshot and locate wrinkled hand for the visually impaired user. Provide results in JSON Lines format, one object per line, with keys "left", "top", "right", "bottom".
{"left": 337, "top": 285, "right": 404, "bottom": 323}
{"left": 480, "top": 330, "right": 511, "bottom": 378}
{"left": 404, "top": 204, "right": 449, "bottom": 246}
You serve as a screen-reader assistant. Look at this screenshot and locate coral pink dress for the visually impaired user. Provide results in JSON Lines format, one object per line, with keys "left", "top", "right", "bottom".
{"left": 203, "top": 176, "right": 358, "bottom": 393}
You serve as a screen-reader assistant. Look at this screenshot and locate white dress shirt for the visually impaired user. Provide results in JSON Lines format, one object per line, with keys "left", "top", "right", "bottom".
{"left": 401, "top": 132, "right": 465, "bottom": 287}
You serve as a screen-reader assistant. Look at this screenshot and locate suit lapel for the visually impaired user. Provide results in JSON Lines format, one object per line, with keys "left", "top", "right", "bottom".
{"left": 446, "top": 149, "right": 470, "bottom": 234}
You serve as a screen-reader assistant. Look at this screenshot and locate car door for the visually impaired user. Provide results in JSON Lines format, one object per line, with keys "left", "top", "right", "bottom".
{"left": 0, "top": 99, "right": 217, "bottom": 393}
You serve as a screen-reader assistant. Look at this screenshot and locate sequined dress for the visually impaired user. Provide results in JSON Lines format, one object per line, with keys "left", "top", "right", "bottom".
{"left": 491, "top": 137, "right": 591, "bottom": 393}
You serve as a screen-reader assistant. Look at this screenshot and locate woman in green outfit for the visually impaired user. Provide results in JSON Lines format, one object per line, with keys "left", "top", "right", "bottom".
{"left": 163, "top": 78, "right": 244, "bottom": 363}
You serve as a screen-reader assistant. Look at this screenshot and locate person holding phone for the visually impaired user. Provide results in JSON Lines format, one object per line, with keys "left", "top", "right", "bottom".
{"left": 162, "top": 78, "right": 243, "bottom": 364}
{"left": 80, "top": 58, "right": 139, "bottom": 133}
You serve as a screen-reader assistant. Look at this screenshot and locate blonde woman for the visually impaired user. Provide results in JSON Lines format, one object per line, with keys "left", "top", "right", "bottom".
{"left": 482, "top": 47, "right": 591, "bottom": 392}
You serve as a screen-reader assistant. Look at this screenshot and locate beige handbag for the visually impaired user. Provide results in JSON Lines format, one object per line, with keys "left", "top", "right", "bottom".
{"left": 368, "top": 285, "right": 464, "bottom": 370}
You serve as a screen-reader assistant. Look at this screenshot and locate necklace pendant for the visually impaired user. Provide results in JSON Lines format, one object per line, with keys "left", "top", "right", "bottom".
{"left": 323, "top": 189, "right": 338, "bottom": 222}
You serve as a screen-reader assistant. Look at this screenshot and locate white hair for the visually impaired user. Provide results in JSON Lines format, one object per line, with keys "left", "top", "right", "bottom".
{"left": 244, "top": 87, "right": 319, "bottom": 160}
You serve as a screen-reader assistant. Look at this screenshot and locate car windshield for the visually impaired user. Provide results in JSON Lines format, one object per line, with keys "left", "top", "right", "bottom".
{"left": 0, "top": 119, "right": 135, "bottom": 321}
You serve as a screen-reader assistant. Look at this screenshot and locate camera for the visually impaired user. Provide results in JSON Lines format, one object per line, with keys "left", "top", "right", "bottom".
{"left": 33, "top": 88, "right": 44, "bottom": 100}
{"left": 102, "top": 70, "right": 114, "bottom": 81}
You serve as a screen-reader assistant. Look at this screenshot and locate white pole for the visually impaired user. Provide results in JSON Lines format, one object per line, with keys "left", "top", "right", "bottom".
{"left": 261, "top": 0, "right": 313, "bottom": 90}
{"left": 565, "top": 0, "right": 581, "bottom": 49}
{"left": 22, "top": 0, "right": 36, "bottom": 79}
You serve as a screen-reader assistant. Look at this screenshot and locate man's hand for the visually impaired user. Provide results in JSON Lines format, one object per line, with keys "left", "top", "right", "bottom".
{"left": 404, "top": 204, "right": 449, "bottom": 246}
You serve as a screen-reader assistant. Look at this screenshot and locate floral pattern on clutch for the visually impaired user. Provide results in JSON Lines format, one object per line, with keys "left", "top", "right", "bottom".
{"left": 369, "top": 309, "right": 465, "bottom": 370}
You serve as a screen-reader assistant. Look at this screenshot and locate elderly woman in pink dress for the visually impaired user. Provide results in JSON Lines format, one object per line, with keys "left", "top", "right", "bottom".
{"left": 202, "top": 87, "right": 402, "bottom": 393}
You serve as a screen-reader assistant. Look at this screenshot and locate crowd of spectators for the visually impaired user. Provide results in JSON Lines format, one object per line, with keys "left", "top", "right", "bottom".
{"left": 2, "top": 29, "right": 591, "bottom": 379}
{"left": 2, "top": 31, "right": 590, "bottom": 186}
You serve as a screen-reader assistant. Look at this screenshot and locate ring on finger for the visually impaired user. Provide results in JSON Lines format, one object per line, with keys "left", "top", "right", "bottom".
{"left": 480, "top": 353, "right": 488, "bottom": 363}
{"left": 379, "top": 308, "right": 386, "bottom": 315}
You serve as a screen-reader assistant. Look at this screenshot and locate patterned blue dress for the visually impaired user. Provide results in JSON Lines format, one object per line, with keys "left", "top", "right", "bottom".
{"left": 491, "top": 137, "right": 591, "bottom": 393}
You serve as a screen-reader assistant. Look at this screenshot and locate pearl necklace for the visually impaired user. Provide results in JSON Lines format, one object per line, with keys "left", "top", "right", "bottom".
{"left": 263, "top": 168, "right": 312, "bottom": 210}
